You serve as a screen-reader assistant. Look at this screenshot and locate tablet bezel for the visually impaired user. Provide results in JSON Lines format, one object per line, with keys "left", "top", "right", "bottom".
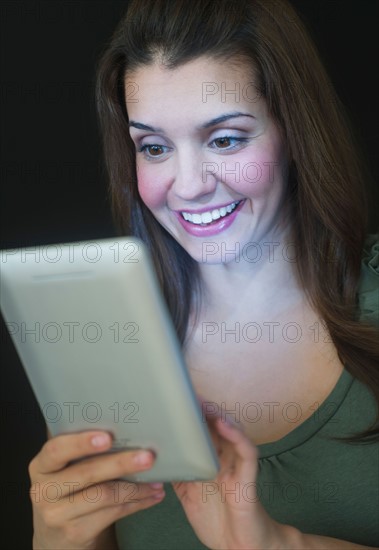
{"left": 0, "top": 237, "right": 219, "bottom": 482}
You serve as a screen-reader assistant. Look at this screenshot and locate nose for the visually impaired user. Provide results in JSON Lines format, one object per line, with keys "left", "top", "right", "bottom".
{"left": 171, "top": 149, "right": 218, "bottom": 203}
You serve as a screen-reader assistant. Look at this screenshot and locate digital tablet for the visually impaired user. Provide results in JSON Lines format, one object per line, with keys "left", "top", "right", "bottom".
{"left": 0, "top": 237, "right": 219, "bottom": 482}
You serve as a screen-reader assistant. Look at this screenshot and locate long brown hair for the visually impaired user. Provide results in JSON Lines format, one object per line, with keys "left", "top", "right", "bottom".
{"left": 95, "top": 0, "right": 379, "bottom": 442}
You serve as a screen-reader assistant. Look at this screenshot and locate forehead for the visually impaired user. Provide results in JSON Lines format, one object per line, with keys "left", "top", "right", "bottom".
{"left": 124, "top": 56, "right": 265, "bottom": 122}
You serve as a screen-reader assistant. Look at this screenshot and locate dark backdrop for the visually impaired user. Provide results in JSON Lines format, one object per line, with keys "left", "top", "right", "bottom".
{"left": 1, "top": 1, "right": 378, "bottom": 547}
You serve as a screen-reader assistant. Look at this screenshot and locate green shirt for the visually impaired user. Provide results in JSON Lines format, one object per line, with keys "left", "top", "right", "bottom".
{"left": 116, "top": 235, "right": 379, "bottom": 548}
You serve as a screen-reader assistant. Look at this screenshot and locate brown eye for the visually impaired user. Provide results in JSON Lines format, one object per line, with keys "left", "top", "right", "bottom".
{"left": 147, "top": 145, "right": 164, "bottom": 156}
{"left": 138, "top": 143, "right": 168, "bottom": 158}
{"left": 210, "top": 136, "right": 249, "bottom": 151}
{"left": 214, "top": 137, "right": 231, "bottom": 148}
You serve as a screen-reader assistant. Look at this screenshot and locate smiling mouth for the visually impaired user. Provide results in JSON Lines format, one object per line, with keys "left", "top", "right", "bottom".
{"left": 180, "top": 200, "right": 243, "bottom": 226}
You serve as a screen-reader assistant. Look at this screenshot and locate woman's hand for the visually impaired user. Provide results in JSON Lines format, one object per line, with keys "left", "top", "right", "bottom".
{"left": 29, "top": 430, "right": 165, "bottom": 549}
{"left": 172, "top": 415, "right": 289, "bottom": 550}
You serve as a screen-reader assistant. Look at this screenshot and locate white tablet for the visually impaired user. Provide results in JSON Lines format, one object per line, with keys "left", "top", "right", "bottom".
{"left": 0, "top": 237, "right": 219, "bottom": 482}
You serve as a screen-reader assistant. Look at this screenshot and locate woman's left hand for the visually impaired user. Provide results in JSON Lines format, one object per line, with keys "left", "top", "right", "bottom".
{"left": 172, "top": 413, "right": 290, "bottom": 550}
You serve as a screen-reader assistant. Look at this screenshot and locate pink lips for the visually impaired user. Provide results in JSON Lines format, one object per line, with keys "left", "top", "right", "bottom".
{"left": 174, "top": 199, "right": 246, "bottom": 237}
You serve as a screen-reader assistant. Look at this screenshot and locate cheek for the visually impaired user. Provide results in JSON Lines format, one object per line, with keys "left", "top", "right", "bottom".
{"left": 136, "top": 168, "right": 167, "bottom": 210}
{"left": 225, "top": 143, "right": 286, "bottom": 198}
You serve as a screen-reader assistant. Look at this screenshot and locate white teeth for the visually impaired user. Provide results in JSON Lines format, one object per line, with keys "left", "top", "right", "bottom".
{"left": 181, "top": 201, "right": 241, "bottom": 225}
{"left": 201, "top": 212, "right": 213, "bottom": 224}
{"left": 191, "top": 213, "right": 202, "bottom": 224}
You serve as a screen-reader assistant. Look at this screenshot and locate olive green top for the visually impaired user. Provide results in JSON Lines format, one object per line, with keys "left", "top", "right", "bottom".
{"left": 116, "top": 234, "right": 379, "bottom": 548}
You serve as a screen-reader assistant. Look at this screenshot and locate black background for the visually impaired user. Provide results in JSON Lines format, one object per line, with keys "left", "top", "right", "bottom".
{"left": 1, "top": 1, "right": 378, "bottom": 547}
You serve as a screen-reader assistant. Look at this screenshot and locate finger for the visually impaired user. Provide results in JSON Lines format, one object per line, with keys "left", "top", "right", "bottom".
{"left": 216, "top": 418, "right": 256, "bottom": 459}
{"left": 41, "top": 493, "right": 165, "bottom": 544}
{"left": 40, "top": 480, "right": 165, "bottom": 522}
{"left": 215, "top": 418, "right": 258, "bottom": 479}
{"left": 71, "top": 481, "right": 165, "bottom": 519}
{"left": 65, "top": 448, "right": 155, "bottom": 489}
{"left": 30, "top": 431, "right": 114, "bottom": 476}
{"left": 32, "top": 447, "right": 157, "bottom": 500}
{"left": 205, "top": 414, "right": 237, "bottom": 455}
{"left": 200, "top": 401, "right": 222, "bottom": 423}
{"left": 202, "top": 419, "right": 237, "bottom": 474}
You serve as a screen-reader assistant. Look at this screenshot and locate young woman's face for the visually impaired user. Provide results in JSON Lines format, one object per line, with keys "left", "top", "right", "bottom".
{"left": 125, "top": 57, "right": 289, "bottom": 264}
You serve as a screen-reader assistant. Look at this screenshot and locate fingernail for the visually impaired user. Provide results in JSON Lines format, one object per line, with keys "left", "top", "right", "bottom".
{"left": 223, "top": 416, "right": 237, "bottom": 426}
{"left": 153, "top": 491, "right": 165, "bottom": 499}
{"left": 91, "top": 433, "right": 110, "bottom": 447}
{"left": 134, "top": 451, "right": 152, "bottom": 466}
{"left": 149, "top": 482, "right": 163, "bottom": 489}
{"left": 223, "top": 417, "right": 245, "bottom": 433}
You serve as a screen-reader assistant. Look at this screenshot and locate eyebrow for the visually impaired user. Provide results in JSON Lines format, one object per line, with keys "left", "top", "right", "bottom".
{"left": 128, "top": 112, "right": 255, "bottom": 133}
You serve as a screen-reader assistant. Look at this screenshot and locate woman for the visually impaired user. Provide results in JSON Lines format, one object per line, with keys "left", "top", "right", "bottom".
{"left": 29, "top": 0, "right": 379, "bottom": 548}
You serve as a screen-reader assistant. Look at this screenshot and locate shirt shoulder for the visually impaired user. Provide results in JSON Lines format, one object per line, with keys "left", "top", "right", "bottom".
{"left": 357, "top": 233, "right": 379, "bottom": 327}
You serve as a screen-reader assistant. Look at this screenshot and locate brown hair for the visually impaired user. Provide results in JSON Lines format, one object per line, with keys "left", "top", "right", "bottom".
{"left": 95, "top": 0, "right": 379, "bottom": 442}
